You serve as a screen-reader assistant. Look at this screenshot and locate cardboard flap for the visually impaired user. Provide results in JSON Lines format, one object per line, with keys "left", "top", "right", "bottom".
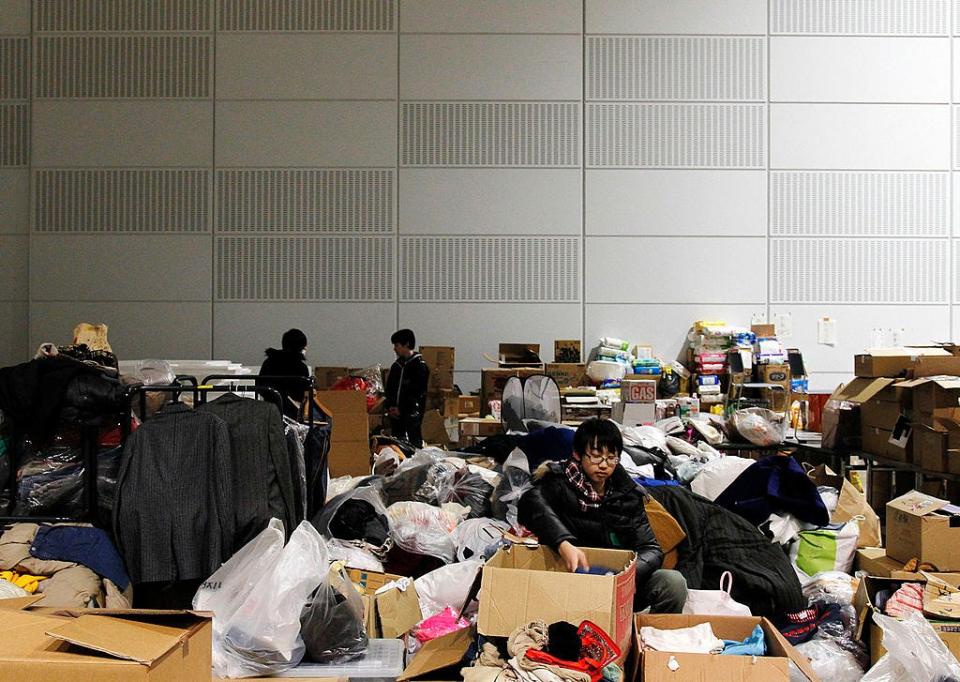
{"left": 888, "top": 491, "right": 950, "bottom": 517}
{"left": 763, "top": 619, "right": 820, "bottom": 682}
{"left": 398, "top": 627, "right": 473, "bottom": 681}
{"left": 0, "top": 595, "right": 45, "bottom": 611}
{"left": 45, "top": 614, "right": 188, "bottom": 665}
{"left": 923, "top": 572, "right": 960, "bottom": 620}
{"left": 828, "top": 377, "right": 893, "bottom": 403}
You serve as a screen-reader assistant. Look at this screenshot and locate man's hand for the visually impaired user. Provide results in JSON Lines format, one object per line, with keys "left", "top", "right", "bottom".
{"left": 558, "top": 541, "right": 590, "bottom": 573}
{"left": 388, "top": 407, "right": 400, "bottom": 417}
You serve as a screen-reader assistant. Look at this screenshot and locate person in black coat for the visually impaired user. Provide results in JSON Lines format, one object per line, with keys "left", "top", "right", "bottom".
{"left": 518, "top": 417, "right": 687, "bottom": 613}
{"left": 384, "top": 329, "right": 429, "bottom": 447}
{"left": 258, "top": 328, "right": 310, "bottom": 419}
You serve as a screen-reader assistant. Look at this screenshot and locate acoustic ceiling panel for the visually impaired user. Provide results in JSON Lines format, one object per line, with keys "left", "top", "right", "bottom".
{"left": 587, "top": 36, "right": 765, "bottom": 101}
{"left": 216, "top": 169, "right": 393, "bottom": 233}
{"left": 33, "top": 169, "right": 209, "bottom": 233}
{"left": 34, "top": 36, "right": 211, "bottom": 98}
{"left": 35, "top": 0, "right": 212, "bottom": 32}
{"left": 399, "top": 237, "right": 580, "bottom": 302}
{"left": 0, "top": 38, "right": 28, "bottom": 100}
{"left": 771, "top": 0, "right": 948, "bottom": 35}
{"left": 401, "top": 102, "right": 580, "bottom": 167}
{"left": 771, "top": 172, "right": 948, "bottom": 236}
{"left": 587, "top": 104, "right": 765, "bottom": 167}
{"left": 218, "top": 0, "right": 393, "bottom": 31}
{"left": 771, "top": 238, "right": 948, "bottom": 303}
{"left": 216, "top": 236, "right": 393, "bottom": 301}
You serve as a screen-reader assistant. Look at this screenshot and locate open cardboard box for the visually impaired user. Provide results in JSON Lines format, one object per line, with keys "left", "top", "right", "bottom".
{"left": 856, "top": 547, "right": 960, "bottom": 582}
{"left": 898, "top": 375, "right": 960, "bottom": 428}
{"left": 886, "top": 490, "right": 960, "bottom": 571}
{"left": 0, "top": 597, "right": 212, "bottom": 681}
{"left": 632, "top": 613, "right": 818, "bottom": 681}
{"left": 854, "top": 347, "right": 951, "bottom": 378}
{"left": 821, "top": 377, "right": 892, "bottom": 450}
{"left": 346, "top": 568, "right": 422, "bottom": 640}
{"left": 477, "top": 544, "right": 636, "bottom": 652}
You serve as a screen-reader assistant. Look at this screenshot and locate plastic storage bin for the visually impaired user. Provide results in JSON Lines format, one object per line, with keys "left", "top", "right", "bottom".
{"left": 275, "top": 638, "right": 405, "bottom": 680}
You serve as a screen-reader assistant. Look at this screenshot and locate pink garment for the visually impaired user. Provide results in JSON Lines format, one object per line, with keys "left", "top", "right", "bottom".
{"left": 414, "top": 606, "right": 470, "bottom": 643}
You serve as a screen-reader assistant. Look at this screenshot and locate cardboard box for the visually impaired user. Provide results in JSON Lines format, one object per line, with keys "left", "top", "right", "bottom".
{"left": 855, "top": 347, "right": 951, "bottom": 378}
{"left": 915, "top": 424, "right": 949, "bottom": 472}
{"left": 912, "top": 354, "right": 960, "bottom": 378}
{"left": 477, "top": 544, "right": 637, "bottom": 650}
{"left": 862, "top": 424, "right": 911, "bottom": 463}
{"left": 314, "top": 366, "right": 350, "bottom": 390}
{"left": 760, "top": 363, "right": 791, "bottom": 411}
{"left": 397, "top": 627, "right": 474, "bottom": 681}
{"left": 554, "top": 339, "right": 582, "bottom": 363}
{"left": 480, "top": 367, "right": 544, "bottom": 416}
{"left": 427, "top": 369, "right": 455, "bottom": 392}
{"left": 821, "top": 377, "right": 892, "bottom": 450}
{"left": 346, "top": 568, "right": 422, "bottom": 640}
{"left": 855, "top": 575, "right": 960, "bottom": 665}
{"left": 497, "top": 343, "right": 542, "bottom": 367}
{"left": 459, "top": 417, "right": 504, "bottom": 438}
{"left": 421, "top": 409, "right": 455, "bottom": 446}
{"left": 633, "top": 614, "right": 817, "bottom": 682}
{"left": 751, "top": 323, "right": 776, "bottom": 337}
{"left": 899, "top": 376, "right": 960, "bottom": 428}
{"left": 0, "top": 601, "right": 212, "bottom": 681}
{"left": 419, "top": 346, "right": 455, "bottom": 371}
{"left": 443, "top": 395, "right": 480, "bottom": 418}
{"left": 855, "top": 547, "right": 960, "bottom": 582}
{"left": 315, "top": 390, "right": 370, "bottom": 477}
{"left": 886, "top": 490, "right": 960, "bottom": 570}
{"left": 612, "top": 401, "right": 656, "bottom": 426}
{"left": 621, "top": 377, "right": 657, "bottom": 403}
{"left": 545, "top": 363, "right": 588, "bottom": 389}
{"left": 860, "top": 379, "right": 910, "bottom": 429}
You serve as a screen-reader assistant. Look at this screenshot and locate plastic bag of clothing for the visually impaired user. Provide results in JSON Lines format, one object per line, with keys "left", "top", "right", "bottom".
{"left": 387, "top": 501, "right": 460, "bottom": 563}
{"left": 327, "top": 538, "right": 383, "bottom": 572}
{"left": 451, "top": 518, "right": 509, "bottom": 562}
{"left": 430, "top": 466, "right": 494, "bottom": 519}
{"left": 862, "top": 611, "right": 960, "bottom": 681}
{"left": 490, "top": 448, "right": 533, "bottom": 528}
{"left": 313, "top": 485, "right": 391, "bottom": 557}
{"left": 690, "top": 456, "right": 755, "bottom": 501}
{"left": 791, "top": 521, "right": 860, "bottom": 577}
{"left": 414, "top": 559, "right": 483, "bottom": 619}
{"left": 326, "top": 475, "right": 364, "bottom": 501}
{"left": 14, "top": 435, "right": 84, "bottom": 517}
{"left": 300, "top": 565, "right": 368, "bottom": 663}
{"left": 217, "top": 521, "right": 328, "bottom": 678}
{"left": 732, "top": 407, "right": 787, "bottom": 446}
{"left": 793, "top": 639, "right": 864, "bottom": 682}
{"left": 800, "top": 571, "right": 858, "bottom": 606}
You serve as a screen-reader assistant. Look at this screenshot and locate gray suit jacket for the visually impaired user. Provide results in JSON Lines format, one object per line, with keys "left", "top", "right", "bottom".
{"left": 199, "top": 393, "right": 298, "bottom": 547}
{"left": 114, "top": 402, "right": 235, "bottom": 583}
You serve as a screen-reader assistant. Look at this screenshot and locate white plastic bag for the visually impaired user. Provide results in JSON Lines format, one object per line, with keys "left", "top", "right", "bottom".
{"left": 790, "top": 521, "right": 860, "bottom": 577}
{"left": 387, "top": 501, "right": 460, "bottom": 562}
{"left": 682, "top": 571, "right": 752, "bottom": 617}
{"left": 200, "top": 520, "right": 329, "bottom": 679}
{"left": 690, "top": 455, "right": 754, "bottom": 501}
{"left": 732, "top": 407, "right": 786, "bottom": 446}
{"left": 414, "top": 559, "right": 483, "bottom": 619}
{"left": 451, "top": 518, "right": 509, "bottom": 562}
{"left": 793, "top": 638, "right": 864, "bottom": 682}
{"left": 862, "top": 611, "right": 960, "bottom": 681}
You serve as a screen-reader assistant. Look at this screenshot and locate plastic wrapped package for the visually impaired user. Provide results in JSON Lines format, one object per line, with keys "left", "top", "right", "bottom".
{"left": 14, "top": 435, "right": 84, "bottom": 517}
{"left": 218, "top": 521, "right": 329, "bottom": 678}
{"left": 731, "top": 408, "right": 787, "bottom": 446}
{"left": 300, "top": 566, "right": 368, "bottom": 663}
{"left": 862, "top": 611, "right": 960, "bottom": 681}
{"left": 314, "top": 486, "right": 391, "bottom": 557}
{"left": 793, "top": 639, "right": 864, "bottom": 682}
{"left": 414, "top": 560, "right": 483, "bottom": 620}
{"left": 801, "top": 571, "right": 858, "bottom": 606}
{"left": 387, "top": 501, "right": 461, "bottom": 563}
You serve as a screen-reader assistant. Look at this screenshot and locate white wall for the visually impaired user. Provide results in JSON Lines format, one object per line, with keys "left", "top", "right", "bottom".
{"left": 1, "top": 0, "right": 956, "bottom": 394}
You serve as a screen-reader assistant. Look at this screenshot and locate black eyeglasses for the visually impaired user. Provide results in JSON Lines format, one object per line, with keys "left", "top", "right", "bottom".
{"left": 584, "top": 452, "right": 619, "bottom": 466}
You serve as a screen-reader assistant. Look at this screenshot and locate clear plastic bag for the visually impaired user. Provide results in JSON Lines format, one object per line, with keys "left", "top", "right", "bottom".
{"left": 314, "top": 485, "right": 391, "bottom": 554}
{"left": 451, "top": 518, "right": 509, "bottom": 562}
{"left": 793, "top": 638, "right": 864, "bottom": 682}
{"left": 300, "top": 565, "right": 368, "bottom": 663}
{"left": 387, "top": 501, "right": 460, "bottom": 562}
{"left": 422, "top": 466, "right": 493, "bottom": 519}
{"left": 862, "top": 611, "right": 960, "bottom": 682}
{"left": 414, "top": 560, "right": 483, "bottom": 620}
{"left": 326, "top": 538, "right": 384, "bottom": 572}
{"left": 196, "top": 520, "right": 329, "bottom": 679}
{"left": 14, "top": 435, "right": 85, "bottom": 516}
{"left": 490, "top": 448, "right": 533, "bottom": 529}
{"left": 732, "top": 407, "right": 787, "bottom": 446}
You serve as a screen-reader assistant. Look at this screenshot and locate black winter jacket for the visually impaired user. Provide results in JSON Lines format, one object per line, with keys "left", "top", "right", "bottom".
{"left": 258, "top": 348, "right": 310, "bottom": 418}
{"left": 384, "top": 353, "right": 429, "bottom": 416}
{"left": 518, "top": 462, "right": 663, "bottom": 587}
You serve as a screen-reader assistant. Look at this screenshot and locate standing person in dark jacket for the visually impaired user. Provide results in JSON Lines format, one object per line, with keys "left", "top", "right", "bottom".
{"left": 518, "top": 417, "right": 687, "bottom": 613}
{"left": 384, "top": 329, "right": 429, "bottom": 447}
{"left": 258, "top": 328, "right": 310, "bottom": 419}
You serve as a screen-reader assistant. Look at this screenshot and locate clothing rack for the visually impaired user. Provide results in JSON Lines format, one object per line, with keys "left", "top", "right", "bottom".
{"left": 202, "top": 373, "right": 316, "bottom": 426}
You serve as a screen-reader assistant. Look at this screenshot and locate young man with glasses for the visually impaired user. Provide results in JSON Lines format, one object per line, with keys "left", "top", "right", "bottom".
{"left": 518, "top": 417, "right": 687, "bottom": 613}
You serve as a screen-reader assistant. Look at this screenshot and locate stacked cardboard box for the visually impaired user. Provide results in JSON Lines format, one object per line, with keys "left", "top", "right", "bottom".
{"left": 315, "top": 389, "right": 370, "bottom": 477}
{"left": 544, "top": 362, "right": 588, "bottom": 389}
{"left": 419, "top": 346, "right": 455, "bottom": 411}
{"left": 886, "top": 490, "right": 960, "bottom": 571}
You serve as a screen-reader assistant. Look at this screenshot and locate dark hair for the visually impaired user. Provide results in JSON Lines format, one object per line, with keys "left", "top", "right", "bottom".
{"left": 281, "top": 328, "right": 308, "bottom": 353}
{"left": 391, "top": 328, "right": 416, "bottom": 349}
{"left": 573, "top": 417, "right": 623, "bottom": 456}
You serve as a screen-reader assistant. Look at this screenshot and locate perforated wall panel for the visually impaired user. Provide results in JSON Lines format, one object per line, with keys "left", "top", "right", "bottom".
{"left": 0, "top": 38, "right": 28, "bottom": 100}
{"left": 218, "top": 0, "right": 393, "bottom": 31}
{"left": 587, "top": 37, "right": 765, "bottom": 101}
{"left": 217, "top": 169, "right": 393, "bottom": 233}
{"left": 0, "top": 104, "right": 28, "bottom": 167}
{"left": 216, "top": 236, "right": 393, "bottom": 301}
{"left": 35, "top": 36, "right": 211, "bottom": 99}
{"left": 34, "top": 169, "right": 209, "bottom": 232}
{"left": 587, "top": 104, "right": 765, "bottom": 168}
{"left": 771, "top": 172, "right": 948, "bottom": 236}
{"left": 34, "top": 0, "right": 212, "bottom": 32}
{"left": 400, "top": 237, "right": 580, "bottom": 302}
{"left": 401, "top": 102, "right": 580, "bottom": 167}
{"left": 771, "top": 0, "right": 948, "bottom": 35}
{"left": 771, "top": 239, "right": 948, "bottom": 303}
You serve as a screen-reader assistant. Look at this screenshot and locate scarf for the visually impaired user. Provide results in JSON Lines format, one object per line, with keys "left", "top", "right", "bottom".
{"left": 564, "top": 460, "right": 602, "bottom": 512}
